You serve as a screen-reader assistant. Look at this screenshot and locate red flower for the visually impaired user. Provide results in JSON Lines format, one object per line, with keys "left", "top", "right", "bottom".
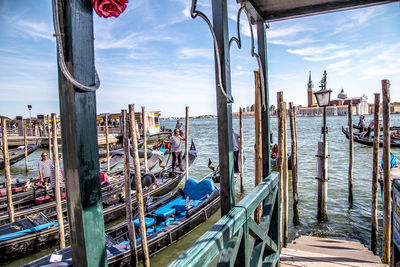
{"left": 92, "top": 0, "right": 128, "bottom": 18}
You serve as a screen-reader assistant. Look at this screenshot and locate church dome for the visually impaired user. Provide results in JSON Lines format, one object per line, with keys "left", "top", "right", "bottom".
{"left": 337, "top": 88, "right": 347, "bottom": 99}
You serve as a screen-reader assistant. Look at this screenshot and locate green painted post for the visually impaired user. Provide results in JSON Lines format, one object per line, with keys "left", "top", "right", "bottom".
{"left": 212, "top": 0, "right": 235, "bottom": 216}
{"left": 256, "top": 20, "right": 272, "bottom": 177}
{"left": 57, "top": 0, "right": 107, "bottom": 265}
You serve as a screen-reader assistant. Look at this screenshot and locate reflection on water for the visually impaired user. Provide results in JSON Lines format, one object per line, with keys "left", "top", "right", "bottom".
{"left": 2, "top": 114, "right": 400, "bottom": 265}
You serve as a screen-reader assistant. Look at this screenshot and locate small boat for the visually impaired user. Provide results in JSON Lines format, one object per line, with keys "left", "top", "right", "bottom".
{"left": 353, "top": 124, "right": 400, "bottom": 132}
{"left": 342, "top": 126, "right": 400, "bottom": 147}
{"left": 0, "top": 144, "right": 38, "bottom": 170}
{"left": 0, "top": 143, "right": 197, "bottom": 262}
{"left": 99, "top": 150, "right": 124, "bottom": 172}
{"left": 23, "top": 175, "right": 220, "bottom": 266}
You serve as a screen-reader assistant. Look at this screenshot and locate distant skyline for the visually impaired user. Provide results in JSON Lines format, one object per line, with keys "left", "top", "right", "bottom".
{"left": 0, "top": 1, "right": 399, "bottom": 118}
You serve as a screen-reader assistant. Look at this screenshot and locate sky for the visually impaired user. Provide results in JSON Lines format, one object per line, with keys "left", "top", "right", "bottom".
{"left": 0, "top": 0, "right": 399, "bottom": 118}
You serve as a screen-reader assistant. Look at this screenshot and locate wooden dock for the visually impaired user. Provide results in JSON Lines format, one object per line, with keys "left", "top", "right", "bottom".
{"left": 281, "top": 236, "right": 386, "bottom": 267}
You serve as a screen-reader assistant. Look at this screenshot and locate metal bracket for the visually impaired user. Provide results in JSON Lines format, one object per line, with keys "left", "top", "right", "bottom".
{"left": 315, "top": 154, "right": 330, "bottom": 159}
{"left": 315, "top": 177, "right": 329, "bottom": 182}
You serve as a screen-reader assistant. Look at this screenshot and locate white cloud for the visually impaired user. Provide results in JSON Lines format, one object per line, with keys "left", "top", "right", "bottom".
{"left": 287, "top": 44, "right": 348, "bottom": 56}
{"left": 178, "top": 48, "right": 212, "bottom": 59}
{"left": 326, "top": 60, "right": 352, "bottom": 71}
{"left": 15, "top": 19, "right": 54, "bottom": 41}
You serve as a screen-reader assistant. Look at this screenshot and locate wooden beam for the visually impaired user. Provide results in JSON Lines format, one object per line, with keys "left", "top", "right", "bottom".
{"left": 348, "top": 102, "right": 353, "bottom": 205}
{"left": 105, "top": 114, "right": 110, "bottom": 172}
{"left": 254, "top": 70, "right": 263, "bottom": 224}
{"left": 58, "top": 0, "right": 106, "bottom": 265}
{"left": 371, "top": 93, "right": 380, "bottom": 255}
{"left": 24, "top": 120, "right": 29, "bottom": 173}
{"left": 289, "top": 102, "right": 299, "bottom": 225}
{"left": 185, "top": 106, "right": 189, "bottom": 181}
{"left": 1, "top": 118, "right": 14, "bottom": 222}
{"left": 142, "top": 106, "right": 148, "bottom": 173}
{"left": 240, "top": 107, "right": 244, "bottom": 194}
{"left": 47, "top": 114, "right": 52, "bottom": 160}
{"left": 212, "top": 0, "right": 235, "bottom": 215}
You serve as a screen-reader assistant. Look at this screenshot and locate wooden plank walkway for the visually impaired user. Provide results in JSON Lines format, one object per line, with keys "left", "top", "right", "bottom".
{"left": 7, "top": 134, "right": 119, "bottom": 147}
{"left": 280, "top": 236, "right": 387, "bottom": 267}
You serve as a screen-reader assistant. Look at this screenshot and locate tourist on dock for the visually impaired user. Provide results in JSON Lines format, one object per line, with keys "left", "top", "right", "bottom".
{"left": 169, "top": 128, "right": 183, "bottom": 171}
{"left": 38, "top": 152, "right": 52, "bottom": 187}
{"left": 176, "top": 120, "right": 184, "bottom": 137}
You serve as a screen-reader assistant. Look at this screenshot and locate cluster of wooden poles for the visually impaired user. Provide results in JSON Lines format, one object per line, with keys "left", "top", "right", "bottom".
{"left": 347, "top": 80, "right": 392, "bottom": 264}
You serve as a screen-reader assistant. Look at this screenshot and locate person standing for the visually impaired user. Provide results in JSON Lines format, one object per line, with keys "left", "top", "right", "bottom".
{"left": 38, "top": 152, "right": 52, "bottom": 187}
{"left": 169, "top": 128, "right": 183, "bottom": 171}
{"left": 176, "top": 120, "right": 184, "bottom": 137}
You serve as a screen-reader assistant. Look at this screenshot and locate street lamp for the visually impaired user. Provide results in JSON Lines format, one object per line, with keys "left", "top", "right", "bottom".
{"left": 314, "top": 71, "right": 332, "bottom": 222}
{"left": 27, "top": 105, "right": 32, "bottom": 136}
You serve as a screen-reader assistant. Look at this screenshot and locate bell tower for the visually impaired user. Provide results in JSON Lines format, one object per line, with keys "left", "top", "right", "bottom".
{"left": 307, "top": 71, "right": 316, "bottom": 107}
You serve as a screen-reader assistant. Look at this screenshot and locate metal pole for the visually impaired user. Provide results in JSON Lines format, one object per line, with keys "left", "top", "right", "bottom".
{"left": 57, "top": 0, "right": 106, "bottom": 265}
{"left": 52, "top": 113, "right": 65, "bottom": 249}
{"left": 212, "top": 0, "right": 235, "bottom": 216}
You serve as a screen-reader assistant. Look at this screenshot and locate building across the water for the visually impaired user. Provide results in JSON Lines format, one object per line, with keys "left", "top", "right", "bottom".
{"left": 297, "top": 72, "right": 369, "bottom": 116}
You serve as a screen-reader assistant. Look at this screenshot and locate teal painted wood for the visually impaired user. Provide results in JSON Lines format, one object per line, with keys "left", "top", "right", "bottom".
{"left": 212, "top": 0, "right": 235, "bottom": 216}
{"left": 169, "top": 172, "right": 280, "bottom": 267}
{"left": 58, "top": 0, "right": 107, "bottom": 266}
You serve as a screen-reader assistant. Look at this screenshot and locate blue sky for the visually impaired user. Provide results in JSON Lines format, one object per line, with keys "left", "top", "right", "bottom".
{"left": 0, "top": 0, "right": 399, "bottom": 118}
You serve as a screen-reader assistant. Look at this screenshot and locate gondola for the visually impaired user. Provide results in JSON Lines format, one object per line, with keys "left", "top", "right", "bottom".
{"left": 22, "top": 173, "right": 220, "bottom": 266}
{"left": 99, "top": 150, "right": 124, "bottom": 172}
{"left": 0, "top": 144, "right": 38, "bottom": 170}
{"left": 353, "top": 124, "right": 400, "bottom": 132}
{"left": 342, "top": 126, "right": 400, "bottom": 147}
{"left": 0, "top": 143, "right": 197, "bottom": 262}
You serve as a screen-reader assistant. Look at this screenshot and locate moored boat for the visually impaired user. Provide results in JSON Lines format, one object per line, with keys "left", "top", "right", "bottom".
{"left": 342, "top": 126, "right": 400, "bottom": 147}
{"left": 0, "top": 144, "right": 38, "bottom": 170}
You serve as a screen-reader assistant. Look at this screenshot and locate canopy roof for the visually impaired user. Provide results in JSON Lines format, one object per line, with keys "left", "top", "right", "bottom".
{"left": 239, "top": 0, "right": 397, "bottom": 22}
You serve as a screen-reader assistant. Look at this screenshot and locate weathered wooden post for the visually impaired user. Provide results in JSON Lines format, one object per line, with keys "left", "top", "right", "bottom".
{"left": 124, "top": 108, "right": 139, "bottom": 265}
{"left": 55, "top": 0, "right": 107, "bottom": 264}
{"left": 52, "top": 113, "right": 65, "bottom": 249}
{"left": 24, "top": 120, "right": 29, "bottom": 173}
{"left": 47, "top": 115, "right": 52, "bottom": 160}
{"left": 185, "top": 106, "right": 189, "bottom": 181}
{"left": 317, "top": 140, "right": 328, "bottom": 222}
{"left": 348, "top": 102, "right": 353, "bottom": 205}
{"left": 382, "top": 79, "right": 391, "bottom": 265}
{"left": 254, "top": 70, "right": 263, "bottom": 224}
{"left": 289, "top": 102, "right": 299, "bottom": 225}
{"left": 239, "top": 107, "right": 244, "bottom": 194}
{"left": 371, "top": 93, "right": 380, "bottom": 255}
{"left": 1, "top": 118, "right": 14, "bottom": 222}
{"left": 277, "top": 92, "right": 284, "bottom": 248}
{"left": 105, "top": 113, "right": 110, "bottom": 172}
{"left": 283, "top": 101, "right": 289, "bottom": 246}
{"left": 131, "top": 105, "right": 150, "bottom": 266}
{"left": 142, "top": 106, "right": 148, "bottom": 173}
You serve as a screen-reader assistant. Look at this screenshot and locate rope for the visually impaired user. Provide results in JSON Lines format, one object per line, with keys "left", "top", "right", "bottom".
{"left": 191, "top": 0, "right": 233, "bottom": 104}
{"left": 51, "top": 0, "right": 100, "bottom": 92}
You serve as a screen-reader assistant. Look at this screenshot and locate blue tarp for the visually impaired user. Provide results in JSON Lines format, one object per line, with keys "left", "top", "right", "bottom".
{"left": 0, "top": 222, "right": 58, "bottom": 241}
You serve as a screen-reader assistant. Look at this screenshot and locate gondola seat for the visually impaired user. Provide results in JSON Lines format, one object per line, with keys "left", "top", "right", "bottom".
{"left": 133, "top": 217, "right": 155, "bottom": 228}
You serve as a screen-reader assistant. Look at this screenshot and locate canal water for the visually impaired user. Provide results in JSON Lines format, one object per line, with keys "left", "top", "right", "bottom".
{"left": 1, "top": 114, "right": 400, "bottom": 266}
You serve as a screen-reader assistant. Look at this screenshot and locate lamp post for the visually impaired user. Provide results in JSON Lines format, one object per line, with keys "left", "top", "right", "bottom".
{"left": 27, "top": 105, "right": 32, "bottom": 136}
{"left": 314, "top": 70, "right": 332, "bottom": 222}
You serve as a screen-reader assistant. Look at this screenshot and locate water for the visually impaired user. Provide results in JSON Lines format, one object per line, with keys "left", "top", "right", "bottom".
{"left": 2, "top": 114, "right": 400, "bottom": 266}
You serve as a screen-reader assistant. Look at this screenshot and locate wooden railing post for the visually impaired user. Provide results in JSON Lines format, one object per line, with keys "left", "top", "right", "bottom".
{"left": 254, "top": 70, "right": 263, "bottom": 224}
{"left": 57, "top": 0, "right": 107, "bottom": 265}
{"left": 142, "top": 106, "right": 148, "bottom": 173}
{"left": 1, "top": 118, "right": 14, "bottom": 222}
{"left": 105, "top": 113, "right": 110, "bottom": 172}
{"left": 185, "top": 106, "right": 189, "bottom": 181}
{"left": 348, "top": 102, "right": 353, "bottom": 205}
{"left": 382, "top": 79, "right": 391, "bottom": 265}
{"left": 130, "top": 106, "right": 150, "bottom": 266}
{"left": 52, "top": 113, "right": 65, "bottom": 249}
{"left": 24, "top": 120, "right": 29, "bottom": 173}
{"left": 289, "top": 102, "right": 299, "bottom": 225}
{"left": 371, "top": 93, "right": 380, "bottom": 255}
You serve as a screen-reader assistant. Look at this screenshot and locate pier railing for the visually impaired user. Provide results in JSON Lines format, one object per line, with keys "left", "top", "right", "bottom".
{"left": 169, "top": 172, "right": 280, "bottom": 267}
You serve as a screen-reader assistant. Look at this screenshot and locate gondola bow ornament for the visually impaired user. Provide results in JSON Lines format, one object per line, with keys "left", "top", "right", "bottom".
{"left": 92, "top": 0, "right": 128, "bottom": 18}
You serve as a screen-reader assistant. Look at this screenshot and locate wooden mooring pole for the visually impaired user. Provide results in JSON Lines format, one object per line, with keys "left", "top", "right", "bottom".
{"left": 105, "top": 114, "right": 110, "bottom": 172}
{"left": 52, "top": 113, "right": 65, "bottom": 249}
{"left": 185, "top": 106, "right": 189, "bottom": 181}
{"left": 283, "top": 101, "right": 289, "bottom": 246}
{"left": 125, "top": 107, "right": 139, "bottom": 266}
{"left": 348, "top": 102, "right": 354, "bottom": 205}
{"left": 254, "top": 70, "right": 263, "bottom": 224}
{"left": 289, "top": 102, "right": 299, "bottom": 225}
{"left": 382, "top": 79, "right": 391, "bottom": 265}
{"left": 371, "top": 93, "right": 380, "bottom": 255}
{"left": 131, "top": 106, "right": 150, "bottom": 266}
{"left": 24, "top": 120, "right": 29, "bottom": 173}
{"left": 239, "top": 107, "right": 244, "bottom": 194}
{"left": 142, "top": 106, "right": 148, "bottom": 173}
{"left": 1, "top": 118, "right": 15, "bottom": 222}
{"left": 47, "top": 115, "right": 52, "bottom": 160}
{"left": 277, "top": 91, "right": 285, "bottom": 247}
